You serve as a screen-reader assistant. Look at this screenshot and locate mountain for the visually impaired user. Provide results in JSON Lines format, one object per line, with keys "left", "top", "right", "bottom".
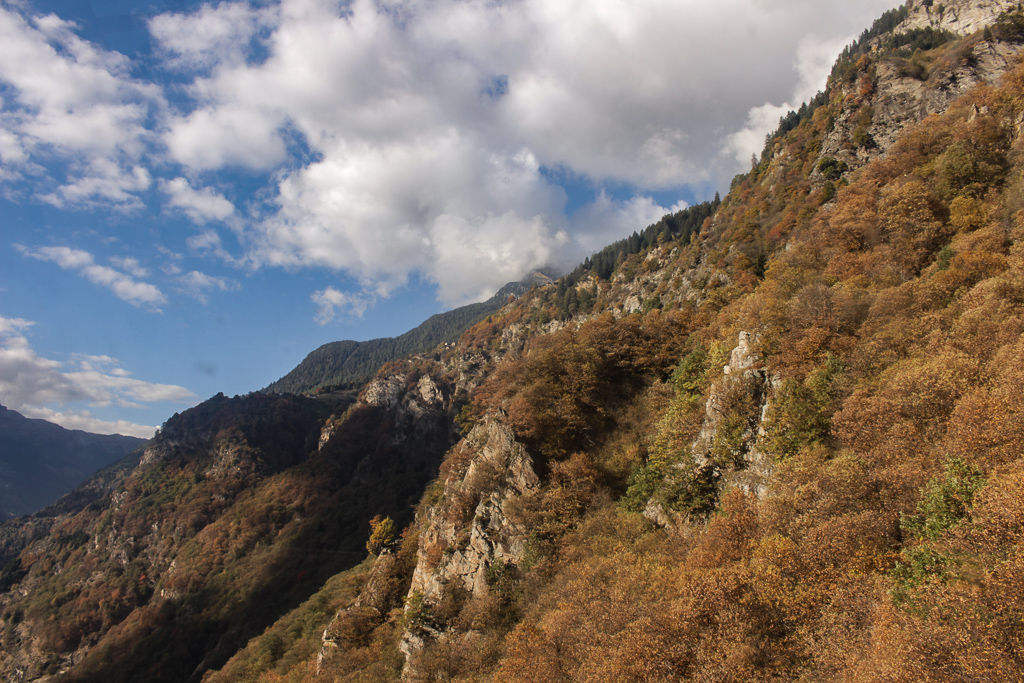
{"left": 0, "top": 405, "right": 145, "bottom": 519}
{"left": 0, "top": 387, "right": 456, "bottom": 682}
{"left": 265, "top": 275, "right": 553, "bottom": 395}
{"left": 6, "top": 2, "right": 1024, "bottom": 681}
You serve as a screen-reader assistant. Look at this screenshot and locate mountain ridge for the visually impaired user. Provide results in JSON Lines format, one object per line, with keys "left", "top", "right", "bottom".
{"left": 0, "top": 404, "right": 145, "bottom": 519}
{"left": 264, "top": 275, "right": 553, "bottom": 395}
{"left": 5, "top": 2, "right": 1024, "bottom": 681}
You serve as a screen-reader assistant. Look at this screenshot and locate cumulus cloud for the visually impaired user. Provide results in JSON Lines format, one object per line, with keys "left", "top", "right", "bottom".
{"left": 164, "top": 105, "right": 288, "bottom": 170}
{"left": 1, "top": 0, "right": 901, "bottom": 306}
{"left": 150, "top": 0, "right": 898, "bottom": 304}
{"left": 255, "top": 137, "right": 568, "bottom": 304}
{"left": 0, "top": 5, "right": 160, "bottom": 206}
{"left": 160, "top": 177, "right": 236, "bottom": 224}
{"left": 0, "top": 315, "right": 196, "bottom": 437}
{"left": 15, "top": 405, "right": 159, "bottom": 439}
{"left": 149, "top": 1, "right": 277, "bottom": 71}
{"left": 0, "top": 317, "right": 33, "bottom": 336}
{"left": 175, "top": 270, "right": 239, "bottom": 303}
{"left": 567, "top": 193, "right": 682, "bottom": 259}
{"left": 109, "top": 256, "right": 149, "bottom": 278}
{"left": 312, "top": 287, "right": 375, "bottom": 325}
{"left": 18, "top": 245, "right": 167, "bottom": 310}
{"left": 724, "top": 34, "right": 857, "bottom": 166}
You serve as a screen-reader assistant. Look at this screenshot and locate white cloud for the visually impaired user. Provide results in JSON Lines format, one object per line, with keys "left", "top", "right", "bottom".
{"left": 15, "top": 405, "right": 158, "bottom": 439}
{"left": 253, "top": 136, "right": 568, "bottom": 303}
{"left": 110, "top": 256, "right": 149, "bottom": 278}
{"left": 428, "top": 211, "right": 567, "bottom": 305}
{"left": 149, "top": 2, "right": 277, "bottom": 71}
{"left": 0, "top": 5, "right": 161, "bottom": 205}
{"left": 160, "top": 177, "right": 236, "bottom": 223}
{"left": 1, "top": 0, "right": 903, "bottom": 307}
{"left": 567, "top": 193, "right": 678, "bottom": 259}
{"left": 0, "top": 316, "right": 33, "bottom": 336}
{"left": 723, "top": 33, "right": 858, "bottom": 167}
{"left": 175, "top": 270, "right": 239, "bottom": 303}
{"left": 185, "top": 229, "right": 246, "bottom": 268}
{"left": 312, "top": 287, "right": 375, "bottom": 325}
{"left": 18, "top": 245, "right": 167, "bottom": 310}
{"left": 164, "top": 105, "right": 287, "bottom": 170}
{"left": 0, "top": 315, "right": 196, "bottom": 438}
{"left": 38, "top": 162, "right": 152, "bottom": 210}
{"left": 151, "top": 0, "right": 899, "bottom": 304}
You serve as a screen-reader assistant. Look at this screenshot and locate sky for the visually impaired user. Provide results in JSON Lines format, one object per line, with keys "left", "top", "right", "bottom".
{"left": 0, "top": 0, "right": 902, "bottom": 438}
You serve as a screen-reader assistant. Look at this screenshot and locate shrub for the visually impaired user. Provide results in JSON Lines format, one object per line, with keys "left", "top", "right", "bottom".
{"left": 761, "top": 356, "right": 842, "bottom": 460}
{"left": 902, "top": 458, "right": 985, "bottom": 541}
{"left": 366, "top": 515, "right": 396, "bottom": 555}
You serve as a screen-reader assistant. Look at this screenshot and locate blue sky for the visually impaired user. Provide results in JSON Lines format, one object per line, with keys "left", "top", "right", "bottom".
{"left": 0, "top": 0, "right": 900, "bottom": 437}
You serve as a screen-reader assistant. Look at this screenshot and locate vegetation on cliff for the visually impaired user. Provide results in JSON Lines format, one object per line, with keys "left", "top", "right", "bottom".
{"left": 210, "top": 10, "right": 1024, "bottom": 682}
{"left": 265, "top": 280, "right": 543, "bottom": 395}
{"left": 6, "top": 4, "right": 1024, "bottom": 683}
{"left": 0, "top": 386, "right": 456, "bottom": 682}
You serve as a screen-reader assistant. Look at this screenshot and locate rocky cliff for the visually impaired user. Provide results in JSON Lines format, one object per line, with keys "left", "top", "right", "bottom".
{"left": 397, "top": 418, "right": 540, "bottom": 679}
{"left": 0, "top": 382, "right": 456, "bottom": 682}
{"left": 8, "top": 2, "right": 1024, "bottom": 681}
{"left": 376, "top": 3, "right": 1024, "bottom": 679}
{"left": 904, "top": 0, "right": 1019, "bottom": 35}
{"left": 797, "top": 1, "right": 1024, "bottom": 187}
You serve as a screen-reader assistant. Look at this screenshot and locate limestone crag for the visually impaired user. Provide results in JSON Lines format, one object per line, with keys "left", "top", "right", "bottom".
{"left": 354, "top": 373, "right": 452, "bottom": 449}
{"left": 903, "top": 0, "right": 1019, "bottom": 36}
{"left": 398, "top": 417, "right": 539, "bottom": 680}
{"left": 817, "top": 36, "right": 1024, "bottom": 179}
{"left": 362, "top": 375, "right": 407, "bottom": 409}
{"left": 692, "top": 332, "right": 773, "bottom": 491}
{"left": 645, "top": 332, "right": 775, "bottom": 529}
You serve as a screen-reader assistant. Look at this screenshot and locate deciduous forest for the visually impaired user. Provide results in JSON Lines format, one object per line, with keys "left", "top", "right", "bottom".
{"left": 4, "top": 2, "right": 1024, "bottom": 682}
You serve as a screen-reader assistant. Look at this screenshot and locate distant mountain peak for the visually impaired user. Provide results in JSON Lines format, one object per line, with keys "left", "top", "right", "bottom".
{"left": 265, "top": 275, "right": 546, "bottom": 395}
{"left": 0, "top": 405, "right": 145, "bottom": 518}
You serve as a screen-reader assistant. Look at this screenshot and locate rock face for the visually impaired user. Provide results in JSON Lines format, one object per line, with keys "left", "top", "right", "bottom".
{"left": 362, "top": 375, "right": 408, "bottom": 408}
{"left": 644, "top": 332, "right": 775, "bottom": 529}
{"left": 711, "top": 332, "right": 775, "bottom": 498}
{"left": 903, "top": 0, "right": 1019, "bottom": 35}
{"left": 409, "top": 419, "right": 538, "bottom": 602}
{"left": 398, "top": 417, "right": 540, "bottom": 680}
{"left": 817, "top": 34, "right": 1023, "bottom": 179}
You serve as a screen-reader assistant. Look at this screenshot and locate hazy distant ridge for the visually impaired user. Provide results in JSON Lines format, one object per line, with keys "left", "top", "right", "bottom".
{"left": 0, "top": 405, "right": 145, "bottom": 518}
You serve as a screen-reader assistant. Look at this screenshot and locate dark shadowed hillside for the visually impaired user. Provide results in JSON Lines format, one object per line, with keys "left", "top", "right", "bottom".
{"left": 0, "top": 386, "right": 458, "bottom": 682}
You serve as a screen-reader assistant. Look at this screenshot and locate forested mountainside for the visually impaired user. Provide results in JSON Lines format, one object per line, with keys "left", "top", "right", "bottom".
{"left": 5, "top": 1, "right": 1024, "bottom": 681}
{"left": 0, "top": 405, "right": 144, "bottom": 519}
{"left": 0, "top": 387, "right": 458, "bottom": 682}
{"left": 266, "top": 277, "right": 551, "bottom": 395}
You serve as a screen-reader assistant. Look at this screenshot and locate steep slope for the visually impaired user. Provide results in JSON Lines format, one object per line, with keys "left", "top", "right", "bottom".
{"left": 7, "top": 2, "right": 1024, "bottom": 682}
{"left": 391, "top": 6, "right": 1024, "bottom": 679}
{"left": 204, "top": 3, "right": 1024, "bottom": 681}
{"left": 0, "top": 404, "right": 145, "bottom": 518}
{"left": 266, "top": 277, "right": 550, "bottom": 395}
{"left": 0, "top": 382, "right": 457, "bottom": 682}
